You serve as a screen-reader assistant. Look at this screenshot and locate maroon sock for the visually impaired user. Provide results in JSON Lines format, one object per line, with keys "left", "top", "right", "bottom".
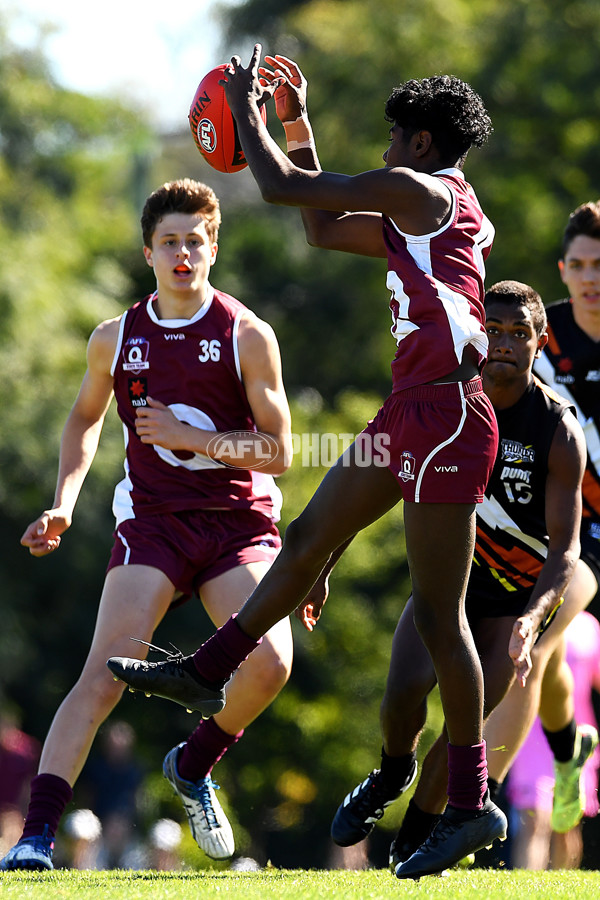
{"left": 177, "top": 718, "right": 244, "bottom": 782}
{"left": 447, "top": 741, "right": 488, "bottom": 810}
{"left": 192, "top": 614, "right": 262, "bottom": 684}
{"left": 21, "top": 773, "right": 73, "bottom": 839}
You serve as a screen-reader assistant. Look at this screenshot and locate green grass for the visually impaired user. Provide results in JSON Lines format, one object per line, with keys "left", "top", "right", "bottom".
{"left": 1, "top": 868, "right": 599, "bottom": 899}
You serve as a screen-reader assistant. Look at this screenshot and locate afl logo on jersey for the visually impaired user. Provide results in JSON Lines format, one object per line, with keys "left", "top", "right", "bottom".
{"left": 123, "top": 336, "right": 150, "bottom": 374}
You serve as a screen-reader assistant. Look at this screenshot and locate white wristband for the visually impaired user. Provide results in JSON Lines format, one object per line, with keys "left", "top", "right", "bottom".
{"left": 283, "top": 115, "right": 315, "bottom": 152}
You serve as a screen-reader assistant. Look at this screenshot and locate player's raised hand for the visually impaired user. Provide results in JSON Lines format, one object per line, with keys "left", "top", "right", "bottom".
{"left": 260, "top": 55, "right": 308, "bottom": 123}
{"left": 220, "top": 44, "right": 281, "bottom": 118}
{"left": 508, "top": 614, "right": 536, "bottom": 686}
{"left": 21, "top": 510, "right": 69, "bottom": 557}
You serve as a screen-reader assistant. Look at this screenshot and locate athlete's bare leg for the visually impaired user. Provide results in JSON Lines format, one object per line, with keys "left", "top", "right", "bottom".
{"left": 200, "top": 561, "right": 293, "bottom": 734}
{"left": 38, "top": 565, "right": 175, "bottom": 785}
{"left": 235, "top": 443, "right": 404, "bottom": 639}
{"left": 235, "top": 449, "right": 484, "bottom": 751}
{"left": 380, "top": 597, "right": 436, "bottom": 759}
{"left": 537, "top": 637, "right": 573, "bottom": 733}
{"left": 550, "top": 825, "right": 583, "bottom": 869}
{"left": 383, "top": 612, "right": 517, "bottom": 815}
{"left": 486, "top": 559, "right": 597, "bottom": 781}
{"left": 403, "top": 501, "right": 483, "bottom": 747}
{"left": 511, "top": 808, "right": 552, "bottom": 870}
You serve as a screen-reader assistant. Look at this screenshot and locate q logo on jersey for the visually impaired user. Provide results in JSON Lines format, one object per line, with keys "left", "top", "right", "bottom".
{"left": 399, "top": 451, "right": 416, "bottom": 482}
{"left": 123, "top": 337, "right": 150, "bottom": 374}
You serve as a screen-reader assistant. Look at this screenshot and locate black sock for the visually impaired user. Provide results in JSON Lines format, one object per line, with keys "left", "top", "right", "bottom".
{"left": 181, "top": 655, "right": 228, "bottom": 690}
{"left": 380, "top": 747, "right": 417, "bottom": 793}
{"left": 487, "top": 776, "right": 501, "bottom": 803}
{"left": 543, "top": 719, "right": 577, "bottom": 763}
{"left": 395, "top": 798, "right": 440, "bottom": 847}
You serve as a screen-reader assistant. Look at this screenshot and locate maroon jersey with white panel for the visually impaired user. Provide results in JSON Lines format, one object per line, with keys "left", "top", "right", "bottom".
{"left": 384, "top": 168, "right": 494, "bottom": 391}
{"left": 110, "top": 287, "right": 281, "bottom": 524}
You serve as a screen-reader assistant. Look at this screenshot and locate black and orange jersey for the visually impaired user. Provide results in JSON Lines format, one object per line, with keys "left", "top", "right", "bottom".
{"left": 469, "top": 378, "right": 572, "bottom": 605}
{"left": 533, "top": 299, "right": 600, "bottom": 524}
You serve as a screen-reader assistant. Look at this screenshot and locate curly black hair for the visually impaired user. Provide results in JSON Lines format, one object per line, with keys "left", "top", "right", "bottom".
{"left": 484, "top": 280, "right": 547, "bottom": 338}
{"left": 384, "top": 75, "right": 492, "bottom": 164}
{"left": 562, "top": 200, "right": 600, "bottom": 257}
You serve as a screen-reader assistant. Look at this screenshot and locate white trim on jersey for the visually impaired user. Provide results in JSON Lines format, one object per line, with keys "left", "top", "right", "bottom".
{"left": 477, "top": 492, "right": 548, "bottom": 559}
{"left": 115, "top": 525, "right": 132, "bottom": 564}
{"left": 251, "top": 471, "right": 283, "bottom": 523}
{"left": 144, "top": 286, "right": 215, "bottom": 328}
{"left": 435, "top": 276, "right": 489, "bottom": 365}
{"left": 232, "top": 310, "right": 244, "bottom": 382}
{"left": 414, "top": 382, "right": 468, "bottom": 503}
{"left": 471, "top": 218, "right": 495, "bottom": 282}
{"left": 387, "top": 183, "right": 456, "bottom": 245}
{"left": 112, "top": 437, "right": 135, "bottom": 526}
{"left": 534, "top": 353, "right": 600, "bottom": 471}
{"left": 111, "top": 310, "right": 129, "bottom": 377}
{"left": 434, "top": 167, "right": 465, "bottom": 179}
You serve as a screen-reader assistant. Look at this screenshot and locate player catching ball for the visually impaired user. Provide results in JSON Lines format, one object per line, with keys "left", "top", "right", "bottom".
{"left": 109, "top": 47, "right": 505, "bottom": 877}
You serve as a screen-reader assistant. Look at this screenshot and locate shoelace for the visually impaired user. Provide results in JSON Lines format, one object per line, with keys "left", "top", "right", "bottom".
{"left": 418, "top": 813, "right": 460, "bottom": 850}
{"left": 190, "top": 779, "right": 221, "bottom": 829}
{"left": 130, "top": 638, "right": 184, "bottom": 659}
{"left": 27, "top": 825, "right": 53, "bottom": 854}
{"left": 354, "top": 774, "right": 393, "bottom": 818}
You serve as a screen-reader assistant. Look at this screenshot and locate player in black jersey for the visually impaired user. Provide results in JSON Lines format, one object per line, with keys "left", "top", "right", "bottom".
{"left": 483, "top": 202, "right": 600, "bottom": 844}
{"left": 532, "top": 200, "right": 600, "bottom": 593}
{"left": 324, "top": 281, "right": 593, "bottom": 868}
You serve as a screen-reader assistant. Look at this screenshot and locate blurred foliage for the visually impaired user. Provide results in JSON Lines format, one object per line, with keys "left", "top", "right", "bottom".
{"left": 223, "top": 0, "right": 600, "bottom": 303}
{"left": 2, "top": 0, "right": 600, "bottom": 870}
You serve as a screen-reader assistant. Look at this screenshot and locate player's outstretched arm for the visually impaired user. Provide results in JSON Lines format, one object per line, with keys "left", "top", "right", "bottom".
{"left": 21, "top": 319, "right": 117, "bottom": 557}
{"left": 261, "top": 53, "right": 385, "bottom": 257}
{"left": 222, "top": 46, "right": 448, "bottom": 252}
{"left": 509, "top": 410, "right": 586, "bottom": 685}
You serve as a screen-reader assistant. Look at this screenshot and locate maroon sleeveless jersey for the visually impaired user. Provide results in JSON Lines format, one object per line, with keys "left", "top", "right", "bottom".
{"left": 110, "top": 287, "right": 281, "bottom": 523}
{"left": 383, "top": 168, "right": 495, "bottom": 392}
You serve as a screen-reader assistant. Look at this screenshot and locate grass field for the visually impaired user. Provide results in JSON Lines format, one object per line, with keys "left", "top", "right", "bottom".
{"left": 1, "top": 868, "right": 600, "bottom": 899}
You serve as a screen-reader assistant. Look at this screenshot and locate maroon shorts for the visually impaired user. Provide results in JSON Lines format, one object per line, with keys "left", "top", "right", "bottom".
{"left": 363, "top": 377, "right": 498, "bottom": 503}
{"left": 107, "top": 508, "right": 281, "bottom": 603}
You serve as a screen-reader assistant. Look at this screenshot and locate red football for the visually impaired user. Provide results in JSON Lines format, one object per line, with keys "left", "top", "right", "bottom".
{"left": 189, "top": 65, "right": 267, "bottom": 174}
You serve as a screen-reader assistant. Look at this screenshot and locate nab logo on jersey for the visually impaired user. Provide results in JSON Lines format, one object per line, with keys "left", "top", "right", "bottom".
{"left": 128, "top": 377, "right": 148, "bottom": 407}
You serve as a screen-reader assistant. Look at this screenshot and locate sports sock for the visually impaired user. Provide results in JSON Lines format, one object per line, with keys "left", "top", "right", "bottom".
{"left": 396, "top": 798, "right": 440, "bottom": 847}
{"left": 380, "top": 747, "right": 417, "bottom": 794}
{"left": 192, "top": 615, "right": 262, "bottom": 685}
{"left": 177, "top": 718, "right": 244, "bottom": 782}
{"left": 487, "top": 776, "right": 501, "bottom": 803}
{"left": 543, "top": 718, "right": 577, "bottom": 763}
{"left": 447, "top": 741, "right": 488, "bottom": 810}
{"left": 21, "top": 773, "right": 73, "bottom": 839}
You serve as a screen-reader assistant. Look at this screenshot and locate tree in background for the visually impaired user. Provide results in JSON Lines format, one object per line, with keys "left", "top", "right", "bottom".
{"left": 221, "top": 0, "right": 600, "bottom": 303}
{"left": 0, "top": 18, "right": 153, "bottom": 757}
